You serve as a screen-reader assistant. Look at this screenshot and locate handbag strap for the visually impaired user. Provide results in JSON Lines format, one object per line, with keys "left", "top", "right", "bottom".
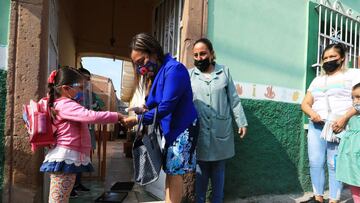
{"left": 135, "top": 108, "right": 158, "bottom": 140}
{"left": 135, "top": 114, "right": 144, "bottom": 138}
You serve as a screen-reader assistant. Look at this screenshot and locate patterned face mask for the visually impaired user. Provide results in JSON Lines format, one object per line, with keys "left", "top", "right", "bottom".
{"left": 137, "top": 61, "right": 158, "bottom": 76}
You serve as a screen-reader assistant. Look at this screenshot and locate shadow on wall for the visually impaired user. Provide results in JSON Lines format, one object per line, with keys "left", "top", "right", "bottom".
{"left": 224, "top": 99, "right": 311, "bottom": 200}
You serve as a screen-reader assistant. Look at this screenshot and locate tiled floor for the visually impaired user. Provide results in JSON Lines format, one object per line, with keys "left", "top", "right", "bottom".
{"left": 69, "top": 139, "right": 159, "bottom": 203}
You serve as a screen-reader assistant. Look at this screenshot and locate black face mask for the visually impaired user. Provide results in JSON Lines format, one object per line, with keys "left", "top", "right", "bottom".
{"left": 322, "top": 59, "right": 342, "bottom": 73}
{"left": 194, "top": 58, "right": 211, "bottom": 72}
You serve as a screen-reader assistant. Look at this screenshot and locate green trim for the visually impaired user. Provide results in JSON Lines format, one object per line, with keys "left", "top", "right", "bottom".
{"left": 305, "top": 2, "right": 319, "bottom": 90}
{"left": 303, "top": 2, "right": 320, "bottom": 125}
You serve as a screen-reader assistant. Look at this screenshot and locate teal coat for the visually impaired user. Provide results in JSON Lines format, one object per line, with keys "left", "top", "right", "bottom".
{"left": 189, "top": 63, "right": 248, "bottom": 161}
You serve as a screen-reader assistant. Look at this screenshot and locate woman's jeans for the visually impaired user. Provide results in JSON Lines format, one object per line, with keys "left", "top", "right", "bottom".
{"left": 196, "top": 160, "right": 226, "bottom": 203}
{"left": 308, "top": 121, "right": 342, "bottom": 200}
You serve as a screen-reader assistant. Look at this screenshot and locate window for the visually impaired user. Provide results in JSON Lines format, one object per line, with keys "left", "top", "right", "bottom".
{"left": 153, "top": 0, "right": 184, "bottom": 59}
{"left": 313, "top": 0, "right": 360, "bottom": 75}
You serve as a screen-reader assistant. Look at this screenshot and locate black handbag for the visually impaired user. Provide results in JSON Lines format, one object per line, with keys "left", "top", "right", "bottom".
{"left": 132, "top": 108, "right": 162, "bottom": 186}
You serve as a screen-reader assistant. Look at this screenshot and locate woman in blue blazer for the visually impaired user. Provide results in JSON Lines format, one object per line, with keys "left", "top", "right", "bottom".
{"left": 124, "top": 33, "right": 198, "bottom": 203}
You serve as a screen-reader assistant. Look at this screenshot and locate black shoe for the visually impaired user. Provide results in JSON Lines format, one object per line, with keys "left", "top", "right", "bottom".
{"left": 300, "top": 196, "right": 323, "bottom": 203}
{"left": 74, "top": 183, "right": 90, "bottom": 192}
{"left": 70, "top": 189, "right": 78, "bottom": 198}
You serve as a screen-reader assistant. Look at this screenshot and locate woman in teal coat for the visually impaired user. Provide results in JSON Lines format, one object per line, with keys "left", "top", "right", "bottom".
{"left": 189, "top": 38, "right": 248, "bottom": 203}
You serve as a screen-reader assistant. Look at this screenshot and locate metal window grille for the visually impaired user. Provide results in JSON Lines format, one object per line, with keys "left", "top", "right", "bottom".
{"left": 153, "top": 0, "right": 184, "bottom": 59}
{"left": 48, "top": 0, "right": 58, "bottom": 72}
{"left": 314, "top": 0, "right": 360, "bottom": 76}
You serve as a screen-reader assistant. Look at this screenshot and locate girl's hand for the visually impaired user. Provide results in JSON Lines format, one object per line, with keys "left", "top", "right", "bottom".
{"left": 122, "top": 116, "right": 138, "bottom": 128}
{"left": 117, "top": 113, "right": 124, "bottom": 121}
{"left": 238, "top": 127, "right": 247, "bottom": 139}
{"left": 310, "top": 112, "right": 323, "bottom": 123}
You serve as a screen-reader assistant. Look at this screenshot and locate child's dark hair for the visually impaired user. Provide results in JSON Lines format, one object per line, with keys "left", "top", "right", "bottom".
{"left": 48, "top": 67, "right": 83, "bottom": 109}
{"left": 353, "top": 82, "right": 360, "bottom": 91}
{"left": 78, "top": 67, "right": 91, "bottom": 80}
{"left": 321, "top": 43, "right": 347, "bottom": 60}
{"left": 193, "top": 38, "right": 216, "bottom": 63}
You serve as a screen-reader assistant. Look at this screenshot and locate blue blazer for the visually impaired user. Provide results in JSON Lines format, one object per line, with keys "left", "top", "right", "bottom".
{"left": 142, "top": 54, "right": 197, "bottom": 146}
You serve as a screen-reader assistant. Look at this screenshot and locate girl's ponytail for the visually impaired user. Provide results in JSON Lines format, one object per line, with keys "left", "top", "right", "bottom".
{"left": 47, "top": 70, "right": 58, "bottom": 118}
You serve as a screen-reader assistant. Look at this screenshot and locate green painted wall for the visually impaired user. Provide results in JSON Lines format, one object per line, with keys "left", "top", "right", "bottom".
{"left": 207, "top": 0, "right": 308, "bottom": 90}
{"left": 225, "top": 99, "right": 310, "bottom": 199}
{"left": 341, "top": 0, "right": 360, "bottom": 14}
{"left": 207, "top": 0, "right": 311, "bottom": 197}
{"left": 207, "top": 0, "right": 360, "bottom": 198}
{"left": 0, "top": 0, "right": 10, "bottom": 45}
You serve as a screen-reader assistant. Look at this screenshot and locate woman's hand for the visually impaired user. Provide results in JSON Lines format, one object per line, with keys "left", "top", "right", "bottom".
{"left": 238, "top": 127, "right": 247, "bottom": 139}
{"left": 301, "top": 92, "right": 324, "bottom": 123}
{"left": 309, "top": 112, "right": 323, "bottom": 123}
{"left": 332, "top": 116, "right": 347, "bottom": 133}
{"left": 126, "top": 106, "right": 148, "bottom": 114}
{"left": 122, "top": 116, "right": 138, "bottom": 128}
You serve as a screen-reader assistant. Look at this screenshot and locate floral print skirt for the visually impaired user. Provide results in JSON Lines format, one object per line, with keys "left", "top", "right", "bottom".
{"left": 163, "top": 120, "right": 198, "bottom": 175}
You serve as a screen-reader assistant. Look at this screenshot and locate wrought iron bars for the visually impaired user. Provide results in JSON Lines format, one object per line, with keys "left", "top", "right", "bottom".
{"left": 315, "top": 0, "right": 360, "bottom": 75}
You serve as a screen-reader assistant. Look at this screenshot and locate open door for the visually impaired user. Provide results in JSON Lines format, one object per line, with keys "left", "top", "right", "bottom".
{"left": 143, "top": 0, "right": 184, "bottom": 199}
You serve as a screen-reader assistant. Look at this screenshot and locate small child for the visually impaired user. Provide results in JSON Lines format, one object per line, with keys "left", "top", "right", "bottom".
{"left": 336, "top": 82, "right": 360, "bottom": 203}
{"left": 39, "top": 67, "right": 124, "bottom": 203}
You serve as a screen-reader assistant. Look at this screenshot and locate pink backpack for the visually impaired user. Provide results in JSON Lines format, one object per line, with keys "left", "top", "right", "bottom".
{"left": 22, "top": 97, "right": 57, "bottom": 152}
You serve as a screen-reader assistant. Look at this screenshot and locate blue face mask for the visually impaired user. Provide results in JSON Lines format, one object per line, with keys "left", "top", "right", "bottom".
{"left": 73, "top": 91, "right": 84, "bottom": 103}
{"left": 69, "top": 83, "right": 84, "bottom": 103}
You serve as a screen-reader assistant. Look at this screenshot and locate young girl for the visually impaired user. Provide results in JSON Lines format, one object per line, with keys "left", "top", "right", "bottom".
{"left": 39, "top": 67, "right": 123, "bottom": 203}
{"left": 336, "top": 82, "right": 360, "bottom": 203}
